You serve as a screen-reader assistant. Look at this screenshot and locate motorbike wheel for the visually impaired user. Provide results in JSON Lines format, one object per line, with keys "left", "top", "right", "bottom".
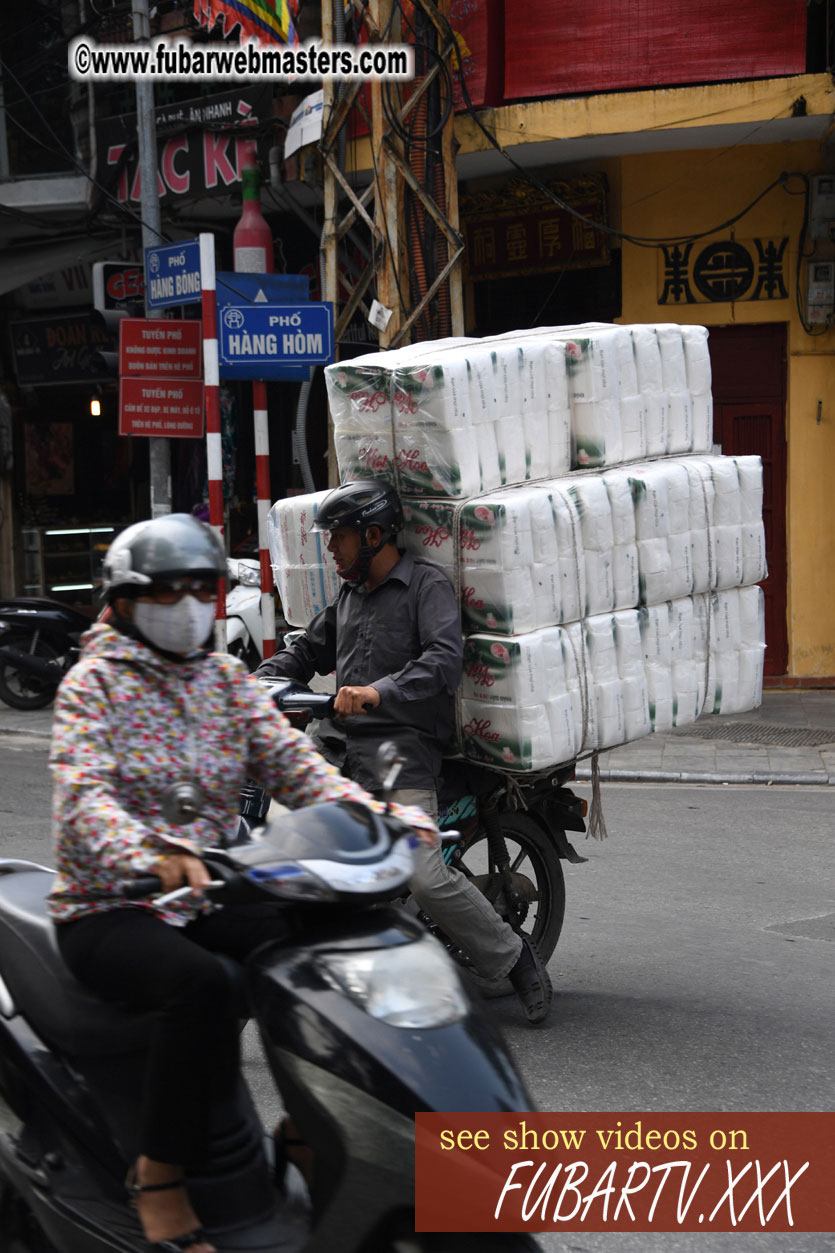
{"left": 452, "top": 812, "right": 565, "bottom": 996}
{"left": 0, "top": 633, "right": 61, "bottom": 710}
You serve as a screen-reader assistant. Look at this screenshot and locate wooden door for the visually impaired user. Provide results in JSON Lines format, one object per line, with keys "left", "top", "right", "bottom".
{"left": 707, "top": 324, "right": 788, "bottom": 676}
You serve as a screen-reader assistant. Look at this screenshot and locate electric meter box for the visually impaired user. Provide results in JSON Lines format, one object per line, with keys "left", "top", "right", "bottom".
{"left": 809, "top": 174, "right": 835, "bottom": 240}
{"left": 807, "top": 259, "right": 835, "bottom": 324}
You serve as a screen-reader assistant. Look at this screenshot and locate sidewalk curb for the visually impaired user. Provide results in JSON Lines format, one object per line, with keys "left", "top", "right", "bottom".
{"left": 575, "top": 767, "right": 835, "bottom": 786}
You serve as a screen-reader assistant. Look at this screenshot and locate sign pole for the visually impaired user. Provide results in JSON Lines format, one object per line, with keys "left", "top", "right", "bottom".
{"left": 132, "top": 0, "right": 170, "bottom": 516}
{"left": 234, "top": 161, "right": 278, "bottom": 658}
{"left": 252, "top": 380, "right": 276, "bottom": 658}
{"left": 199, "top": 232, "right": 226, "bottom": 650}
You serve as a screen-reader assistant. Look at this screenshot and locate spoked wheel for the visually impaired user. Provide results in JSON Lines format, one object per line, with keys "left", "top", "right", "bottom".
{"left": 0, "top": 633, "right": 62, "bottom": 710}
{"left": 450, "top": 812, "right": 565, "bottom": 998}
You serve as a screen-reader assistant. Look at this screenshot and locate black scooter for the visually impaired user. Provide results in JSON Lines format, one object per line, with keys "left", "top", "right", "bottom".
{"left": 0, "top": 598, "right": 92, "bottom": 710}
{"left": 0, "top": 774, "right": 542, "bottom": 1252}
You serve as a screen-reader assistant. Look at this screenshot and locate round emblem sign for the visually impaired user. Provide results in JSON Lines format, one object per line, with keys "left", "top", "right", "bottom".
{"left": 223, "top": 307, "right": 245, "bottom": 330}
{"left": 693, "top": 241, "right": 754, "bottom": 302}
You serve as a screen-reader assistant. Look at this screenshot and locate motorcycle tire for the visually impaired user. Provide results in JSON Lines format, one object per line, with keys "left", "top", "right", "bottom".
{"left": 453, "top": 812, "right": 566, "bottom": 998}
{"left": 0, "top": 633, "right": 61, "bottom": 710}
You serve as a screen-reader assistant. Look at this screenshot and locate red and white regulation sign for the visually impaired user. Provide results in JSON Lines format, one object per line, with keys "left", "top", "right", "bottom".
{"left": 119, "top": 376, "right": 205, "bottom": 439}
{"left": 118, "top": 318, "right": 202, "bottom": 379}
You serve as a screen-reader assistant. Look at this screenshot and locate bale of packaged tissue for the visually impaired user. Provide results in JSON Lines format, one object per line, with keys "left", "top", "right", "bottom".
{"left": 458, "top": 587, "right": 765, "bottom": 772}
{"left": 324, "top": 322, "right": 715, "bottom": 495}
{"left": 266, "top": 494, "right": 339, "bottom": 629}
{"left": 400, "top": 455, "right": 766, "bottom": 635}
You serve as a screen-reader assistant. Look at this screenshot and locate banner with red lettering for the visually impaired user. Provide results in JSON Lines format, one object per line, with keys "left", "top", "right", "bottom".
{"left": 96, "top": 86, "right": 271, "bottom": 206}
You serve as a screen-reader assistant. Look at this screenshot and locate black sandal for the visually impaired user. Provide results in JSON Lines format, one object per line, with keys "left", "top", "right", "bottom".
{"left": 125, "top": 1170, "right": 212, "bottom": 1252}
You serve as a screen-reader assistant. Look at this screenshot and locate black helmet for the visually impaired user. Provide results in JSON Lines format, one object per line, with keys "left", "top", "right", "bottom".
{"left": 313, "top": 479, "right": 403, "bottom": 542}
{"left": 101, "top": 513, "right": 226, "bottom": 601}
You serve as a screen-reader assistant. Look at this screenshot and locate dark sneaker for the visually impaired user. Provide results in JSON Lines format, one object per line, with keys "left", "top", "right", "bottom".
{"left": 508, "top": 937, "right": 553, "bottom": 1024}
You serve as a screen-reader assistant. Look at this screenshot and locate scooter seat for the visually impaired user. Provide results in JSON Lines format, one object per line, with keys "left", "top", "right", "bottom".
{"left": 0, "top": 870, "right": 246, "bottom": 1059}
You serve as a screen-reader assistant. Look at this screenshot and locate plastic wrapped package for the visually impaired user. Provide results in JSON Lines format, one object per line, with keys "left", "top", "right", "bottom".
{"left": 333, "top": 427, "right": 396, "bottom": 485}
{"left": 656, "top": 323, "right": 688, "bottom": 392}
{"left": 267, "top": 491, "right": 339, "bottom": 628}
{"left": 639, "top": 603, "right": 675, "bottom": 732}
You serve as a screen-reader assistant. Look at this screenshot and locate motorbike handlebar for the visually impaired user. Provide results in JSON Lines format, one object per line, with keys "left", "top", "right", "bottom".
{"left": 277, "top": 692, "right": 335, "bottom": 716}
{"left": 258, "top": 679, "right": 373, "bottom": 718}
{"left": 117, "top": 874, "right": 163, "bottom": 898}
{"left": 116, "top": 870, "right": 230, "bottom": 906}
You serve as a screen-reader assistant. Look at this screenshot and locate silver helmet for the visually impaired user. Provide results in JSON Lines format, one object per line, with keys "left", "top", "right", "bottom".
{"left": 101, "top": 514, "right": 226, "bottom": 600}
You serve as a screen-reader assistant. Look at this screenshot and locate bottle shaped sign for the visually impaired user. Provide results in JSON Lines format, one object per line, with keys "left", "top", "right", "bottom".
{"left": 233, "top": 165, "right": 273, "bottom": 274}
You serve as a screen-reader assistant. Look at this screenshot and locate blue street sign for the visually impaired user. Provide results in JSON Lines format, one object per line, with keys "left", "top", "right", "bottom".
{"left": 216, "top": 272, "right": 308, "bottom": 307}
{"left": 217, "top": 303, "right": 334, "bottom": 381}
{"left": 145, "top": 238, "right": 202, "bottom": 308}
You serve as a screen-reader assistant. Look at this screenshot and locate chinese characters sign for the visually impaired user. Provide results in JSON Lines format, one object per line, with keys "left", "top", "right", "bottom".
{"left": 461, "top": 174, "right": 609, "bottom": 281}
{"left": 658, "top": 237, "right": 789, "bottom": 304}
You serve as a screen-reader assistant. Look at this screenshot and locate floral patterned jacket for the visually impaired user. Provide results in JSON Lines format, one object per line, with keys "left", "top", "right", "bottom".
{"left": 48, "top": 622, "right": 434, "bottom": 926}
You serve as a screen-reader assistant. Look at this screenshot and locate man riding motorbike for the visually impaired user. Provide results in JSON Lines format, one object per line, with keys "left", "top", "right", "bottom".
{"left": 256, "top": 479, "right": 553, "bottom": 1026}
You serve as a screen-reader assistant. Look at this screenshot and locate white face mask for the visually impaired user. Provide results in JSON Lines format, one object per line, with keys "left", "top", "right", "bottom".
{"left": 133, "top": 596, "right": 216, "bottom": 656}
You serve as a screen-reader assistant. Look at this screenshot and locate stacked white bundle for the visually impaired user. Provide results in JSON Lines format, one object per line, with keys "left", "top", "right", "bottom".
{"left": 324, "top": 322, "right": 715, "bottom": 498}
{"left": 457, "top": 587, "right": 765, "bottom": 772}
{"left": 401, "top": 489, "right": 588, "bottom": 635}
{"left": 325, "top": 337, "right": 572, "bottom": 499}
{"left": 266, "top": 490, "right": 338, "bottom": 628}
{"left": 681, "top": 325, "right": 714, "bottom": 454}
{"left": 460, "top": 627, "right": 586, "bottom": 770}
{"left": 400, "top": 455, "right": 766, "bottom": 636}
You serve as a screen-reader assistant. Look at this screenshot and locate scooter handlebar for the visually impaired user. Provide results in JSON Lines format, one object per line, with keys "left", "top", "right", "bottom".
{"left": 117, "top": 874, "right": 163, "bottom": 898}
{"left": 256, "top": 677, "right": 336, "bottom": 717}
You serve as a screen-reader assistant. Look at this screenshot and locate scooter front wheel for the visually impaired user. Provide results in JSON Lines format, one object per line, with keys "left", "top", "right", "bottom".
{"left": 0, "top": 634, "right": 61, "bottom": 710}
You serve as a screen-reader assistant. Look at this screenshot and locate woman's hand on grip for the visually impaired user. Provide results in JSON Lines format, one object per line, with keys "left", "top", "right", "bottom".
{"left": 150, "top": 852, "right": 211, "bottom": 895}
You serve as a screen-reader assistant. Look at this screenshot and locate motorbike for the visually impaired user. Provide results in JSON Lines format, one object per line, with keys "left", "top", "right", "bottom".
{"left": 225, "top": 557, "right": 266, "bottom": 672}
{"left": 247, "top": 680, "right": 588, "bottom": 992}
{"left": 0, "top": 598, "right": 92, "bottom": 711}
{"left": 0, "top": 770, "right": 542, "bottom": 1253}
{"left": 226, "top": 558, "right": 292, "bottom": 673}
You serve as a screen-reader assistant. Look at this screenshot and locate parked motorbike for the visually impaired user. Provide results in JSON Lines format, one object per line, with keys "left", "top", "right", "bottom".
{"left": 226, "top": 558, "right": 291, "bottom": 672}
{"left": 0, "top": 598, "right": 92, "bottom": 710}
{"left": 247, "top": 679, "right": 588, "bottom": 985}
{"left": 0, "top": 771, "right": 542, "bottom": 1252}
{"left": 225, "top": 556, "right": 265, "bottom": 671}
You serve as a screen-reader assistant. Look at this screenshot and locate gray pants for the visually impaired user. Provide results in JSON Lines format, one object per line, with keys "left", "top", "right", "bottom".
{"left": 387, "top": 787, "right": 522, "bottom": 981}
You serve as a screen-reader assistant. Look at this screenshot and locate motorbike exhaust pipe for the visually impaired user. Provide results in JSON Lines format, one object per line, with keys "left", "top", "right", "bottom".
{"left": 0, "top": 645, "right": 64, "bottom": 680}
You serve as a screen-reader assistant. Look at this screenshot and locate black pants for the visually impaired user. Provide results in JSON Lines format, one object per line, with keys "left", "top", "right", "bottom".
{"left": 56, "top": 904, "right": 289, "bottom": 1167}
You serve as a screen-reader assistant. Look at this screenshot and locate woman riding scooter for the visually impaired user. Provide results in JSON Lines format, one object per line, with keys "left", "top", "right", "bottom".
{"left": 46, "top": 513, "right": 438, "bottom": 1253}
